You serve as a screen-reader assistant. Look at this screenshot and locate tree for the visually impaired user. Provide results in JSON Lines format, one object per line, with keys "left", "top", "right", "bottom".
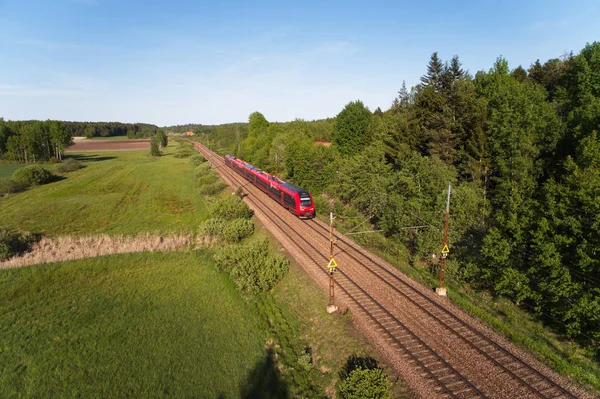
{"left": 150, "top": 136, "right": 161, "bottom": 156}
{"left": 332, "top": 100, "right": 373, "bottom": 156}
{"left": 420, "top": 52, "right": 444, "bottom": 91}
{"left": 156, "top": 130, "right": 168, "bottom": 147}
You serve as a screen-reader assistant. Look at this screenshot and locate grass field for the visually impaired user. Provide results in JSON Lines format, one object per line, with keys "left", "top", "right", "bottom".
{"left": 0, "top": 251, "right": 270, "bottom": 398}
{"left": 0, "top": 164, "right": 25, "bottom": 178}
{"left": 0, "top": 147, "right": 209, "bottom": 235}
{"left": 88, "top": 136, "right": 129, "bottom": 140}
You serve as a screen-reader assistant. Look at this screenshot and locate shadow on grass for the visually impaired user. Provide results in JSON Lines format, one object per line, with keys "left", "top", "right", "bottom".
{"left": 240, "top": 348, "right": 289, "bottom": 399}
{"left": 67, "top": 154, "right": 116, "bottom": 162}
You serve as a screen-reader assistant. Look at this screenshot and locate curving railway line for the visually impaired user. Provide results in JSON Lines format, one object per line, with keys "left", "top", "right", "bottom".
{"left": 193, "top": 142, "right": 591, "bottom": 399}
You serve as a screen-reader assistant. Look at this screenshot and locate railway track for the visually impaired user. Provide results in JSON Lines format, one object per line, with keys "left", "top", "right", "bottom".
{"left": 193, "top": 142, "right": 585, "bottom": 399}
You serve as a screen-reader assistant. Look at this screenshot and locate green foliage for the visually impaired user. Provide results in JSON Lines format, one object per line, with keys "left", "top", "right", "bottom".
{"left": 12, "top": 165, "right": 54, "bottom": 186}
{"left": 339, "top": 368, "right": 391, "bottom": 399}
{"left": 150, "top": 136, "right": 161, "bottom": 157}
{"left": 0, "top": 177, "right": 28, "bottom": 195}
{"left": 198, "top": 180, "right": 227, "bottom": 195}
{"left": 173, "top": 139, "right": 195, "bottom": 158}
{"left": 333, "top": 100, "right": 373, "bottom": 156}
{"left": 54, "top": 158, "right": 84, "bottom": 173}
{"left": 0, "top": 228, "right": 37, "bottom": 261}
{"left": 209, "top": 195, "right": 254, "bottom": 220}
{"left": 199, "top": 218, "right": 255, "bottom": 243}
{"left": 214, "top": 238, "right": 289, "bottom": 294}
{"left": 156, "top": 129, "right": 168, "bottom": 147}
{"left": 190, "top": 154, "right": 206, "bottom": 166}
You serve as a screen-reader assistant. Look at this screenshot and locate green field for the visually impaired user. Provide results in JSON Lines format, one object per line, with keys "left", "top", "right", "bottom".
{"left": 0, "top": 251, "right": 271, "bottom": 398}
{"left": 0, "top": 164, "right": 25, "bottom": 178}
{"left": 0, "top": 148, "right": 209, "bottom": 235}
{"left": 88, "top": 136, "right": 129, "bottom": 140}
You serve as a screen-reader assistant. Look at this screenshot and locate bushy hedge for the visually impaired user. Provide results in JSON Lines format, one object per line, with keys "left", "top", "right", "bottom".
{"left": 12, "top": 165, "right": 54, "bottom": 186}
{"left": 55, "top": 158, "right": 84, "bottom": 173}
{"left": 209, "top": 195, "right": 253, "bottom": 220}
{"left": 194, "top": 163, "right": 213, "bottom": 178}
{"left": 338, "top": 356, "right": 391, "bottom": 399}
{"left": 0, "top": 229, "right": 37, "bottom": 261}
{"left": 174, "top": 140, "right": 196, "bottom": 158}
{"left": 0, "top": 178, "right": 28, "bottom": 196}
{"left": 190, "top": 154, "right": 206, "bottom": 166}
{"left": 214, "top": 238, "right": 289, "bottom": 294}
{"left": 200, "top": 218, "right": 255, "bottom": 243}
{"left": 199, "top": 180, "right": 228, "bottom": 195}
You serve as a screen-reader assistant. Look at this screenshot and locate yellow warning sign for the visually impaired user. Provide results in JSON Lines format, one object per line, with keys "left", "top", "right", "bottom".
{"left": 441, "top": 245, "right": 450, "bottom": 254}
{"left": 327, "top": 258, "right": 338, "bottom": 269}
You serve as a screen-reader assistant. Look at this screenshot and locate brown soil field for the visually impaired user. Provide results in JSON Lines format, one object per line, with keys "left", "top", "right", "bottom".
{"left": 65, "top": 139, "right": 151, "bottom": 152}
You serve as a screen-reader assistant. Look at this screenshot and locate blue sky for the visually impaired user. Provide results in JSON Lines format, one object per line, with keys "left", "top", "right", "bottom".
{"left": 0, "top": 0, "right": 598, "bottom": 126}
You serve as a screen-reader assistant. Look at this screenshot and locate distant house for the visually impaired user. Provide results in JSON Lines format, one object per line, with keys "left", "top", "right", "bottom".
{"left": 185, "top": 131, "right": 194, "bottom": 136}
{"left": 314, "top": 141, "right": 332, "bottom": 147}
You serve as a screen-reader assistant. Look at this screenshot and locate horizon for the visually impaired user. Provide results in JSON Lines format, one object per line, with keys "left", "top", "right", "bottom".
{"left": 1, "top": 0, "right": 598, "bottom": 126}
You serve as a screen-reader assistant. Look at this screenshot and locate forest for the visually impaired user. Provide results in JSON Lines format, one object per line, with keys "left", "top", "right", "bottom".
{"left": 195, "top": 42, "right": 600, "bottom": 357}
{"left": 0, "top": 120, "right": 160, "bottom": 162}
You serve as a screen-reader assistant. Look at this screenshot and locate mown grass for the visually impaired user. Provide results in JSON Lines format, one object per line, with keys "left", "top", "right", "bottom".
{"left": 0, "top": 147, "right": 209, "bottom": 235}
{"left": 0, "top": 251, "right": 270, "bottom": 398}
{"left": 0, "top": 164, "right": 25, "bottom": 178}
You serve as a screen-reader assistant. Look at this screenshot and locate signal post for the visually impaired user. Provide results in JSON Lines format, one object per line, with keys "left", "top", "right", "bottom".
{"left": 327, "top": 212, "right": 338, "bottom": 313}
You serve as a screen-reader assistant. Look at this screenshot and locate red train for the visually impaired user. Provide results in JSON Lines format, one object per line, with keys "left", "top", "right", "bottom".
{"left": 225, "top": 155, "right": 315, "bottom": 219}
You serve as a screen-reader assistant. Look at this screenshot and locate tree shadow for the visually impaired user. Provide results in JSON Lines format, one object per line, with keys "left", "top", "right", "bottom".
{"left": 67, "top": 154, "right": 116, "bottom": 162}
{"left": 239, "top": 348, "right": 289, "bottom": 399}
{"left": 339, "top": 355, "right": 379, "bottom": 380}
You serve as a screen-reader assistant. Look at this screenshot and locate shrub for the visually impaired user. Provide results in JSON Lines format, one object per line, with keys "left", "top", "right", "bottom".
{"left": 194, "top": 163, "right": 213, "bottom": 178}
{"left": 339, "top": 368, "right": 391, "bottom": 399}
{"left": 214, "top": 238, "right": 289, "bottom": 294}
{"left": 199, "top": 218, "right": 254, "bottom": 243}
{"left": 12, "top": 165, "right": 54, "bottom": 186}
{"left": 197, "top": 173, "right": 217, "bottom": 186}
{"left": 55, "top": 158, "right": 84, "bottom": 173}
{"left": 0, "top": 229, "right": 37, "bottom": 261}
{"left": 174, "top": 141, "right": 195, "bottom": 158}
{"left": 150, "top": 137, "right": 162, "bottom": 157}
{"left": 209, "top": 195, "right": 253, "bottom": 220}
{"left": 0, "top": 178, "right": 28, "bottom": 195}
{"left": 198, "top": 180, "right": 228, "bottom": 195}
{"left": 190, "top": 154, "right": 206, "bottom": 166}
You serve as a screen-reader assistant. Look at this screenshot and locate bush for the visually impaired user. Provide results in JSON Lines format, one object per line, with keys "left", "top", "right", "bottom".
{"left": 214, "top": 238, "right": 289, "bottom": 294}
{"left": 194, "top": 163, "right": 213, "bottom": 178}
{"left": 12, "top": 165, "right": 54, "bottom": 186}
{"left": 339, "top": 368, "right": 391, "bottom": 399}
{"left": 198, "top": 180, "right": 228, "bottom": 195}
{"left": 0, "top": 229, "right": 37, "bottom": 261}
{"left": 190, "top": 154, "right": 206, "bottom": 166}
{"left": 199, "top": 218, "right": 255, "bottom": 243}
{"left": 197, "top": 173, "right": 217, "bottom": 186}
{"left": 0, "top": 178, "right": 28, "bottom": 195}
{"left": 150, "top": 137, "right": 162, "bottom": 157}
{"left": 174, "top": 141, "right": 195, "bottom": 158}
{"left": 55, "top": 158, "right": 84, "bottom": 173}
{"left": 209, "top": 195, "right": 253, "bottom": 220}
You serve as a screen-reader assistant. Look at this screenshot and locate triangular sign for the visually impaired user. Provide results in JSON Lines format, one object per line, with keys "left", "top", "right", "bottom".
{"left": 441, "top": 245, "right": 450, "bottom": 254}
{"left": 327, "top": 258, "right": 338, "bottom": 268}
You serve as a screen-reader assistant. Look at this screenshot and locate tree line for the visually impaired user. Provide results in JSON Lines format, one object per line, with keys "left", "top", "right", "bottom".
{"left": 199, "top": 42, "right": 600, "bottom": 356}
{"left": 0, "top": 120, "right": 162, "bottom": 162}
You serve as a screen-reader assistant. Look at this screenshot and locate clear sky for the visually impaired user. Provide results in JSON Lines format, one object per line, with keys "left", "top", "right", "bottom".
{"left": 0, "top": 0, "right": 598, "bottom": 126}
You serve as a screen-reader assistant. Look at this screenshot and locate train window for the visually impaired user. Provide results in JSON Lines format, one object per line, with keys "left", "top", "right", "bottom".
{"left": 300, "top": 198, "right": 312, "bottom": 206}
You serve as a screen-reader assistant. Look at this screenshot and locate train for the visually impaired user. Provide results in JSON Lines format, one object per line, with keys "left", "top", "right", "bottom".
{"left": 224, "top": 155, "right": 315, "bottom": 219}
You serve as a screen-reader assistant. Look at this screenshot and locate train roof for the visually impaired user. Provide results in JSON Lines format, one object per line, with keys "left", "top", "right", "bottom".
{"left": 280, "top": 182, "right": 309, "bottom": 195}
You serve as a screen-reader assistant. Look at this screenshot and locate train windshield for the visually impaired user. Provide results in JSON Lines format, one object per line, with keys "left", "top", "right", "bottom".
{"left": 300, "top": 195, "right": 312, "bottom": 207}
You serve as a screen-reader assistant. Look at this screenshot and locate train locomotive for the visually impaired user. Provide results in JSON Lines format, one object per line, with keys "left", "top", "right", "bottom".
{"left": 224, "top": 155, "right": 315, "bottom": 219}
